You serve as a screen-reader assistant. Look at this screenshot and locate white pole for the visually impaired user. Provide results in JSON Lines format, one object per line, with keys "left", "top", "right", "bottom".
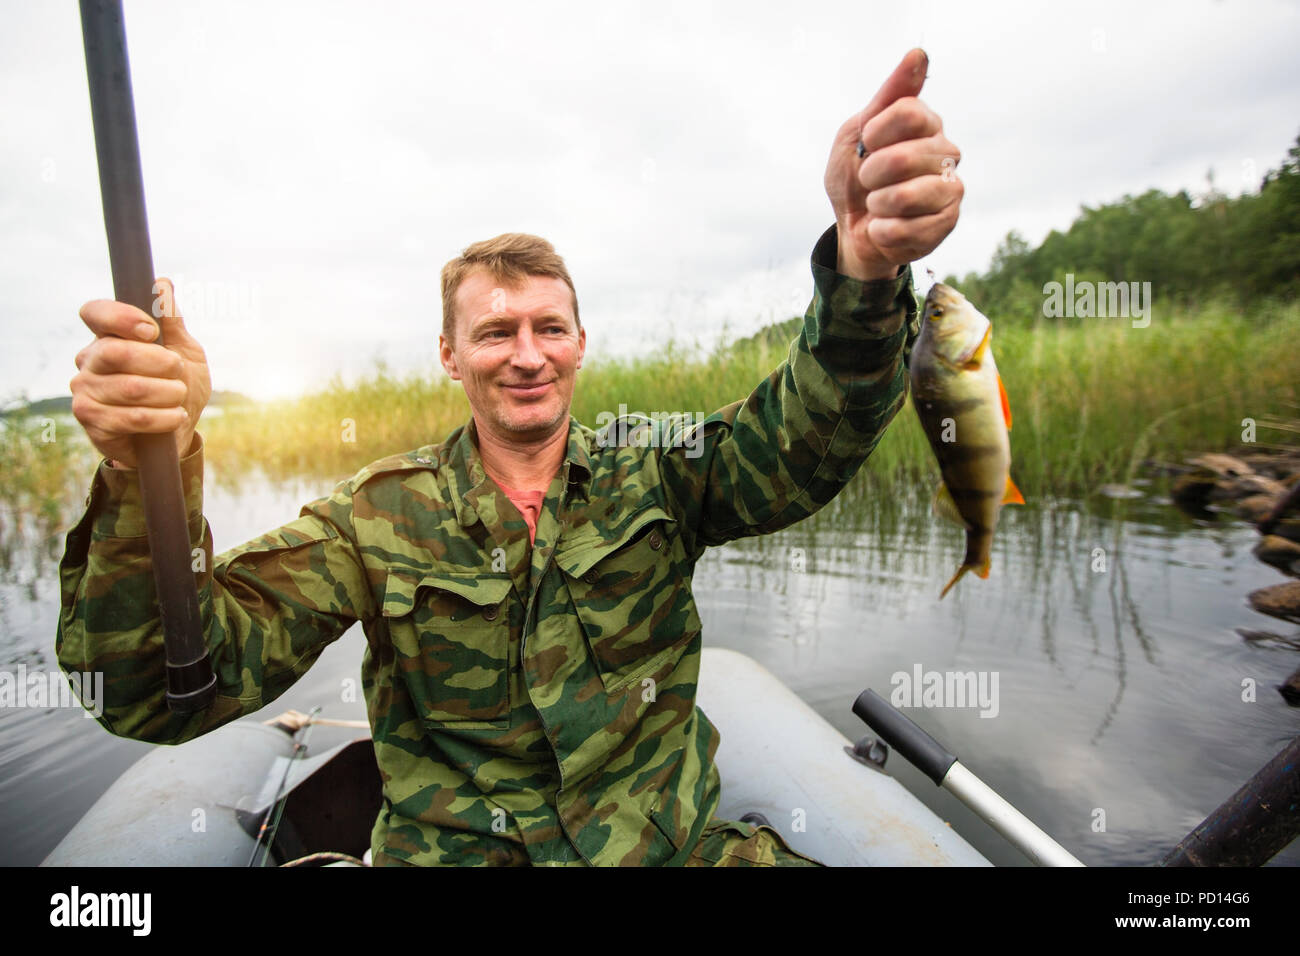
{"left": 943, "top": 762, "right": 1084, "bottom": 867}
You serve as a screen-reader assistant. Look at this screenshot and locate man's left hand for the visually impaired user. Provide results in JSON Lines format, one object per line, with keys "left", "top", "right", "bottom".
{"left": 824, "top": 48, "right": 963, "bottom": 280}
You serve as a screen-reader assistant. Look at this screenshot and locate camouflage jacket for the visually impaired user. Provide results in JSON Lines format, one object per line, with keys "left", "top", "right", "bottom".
{"left": 57, "top": 225, "right": 919, "bottom": 865}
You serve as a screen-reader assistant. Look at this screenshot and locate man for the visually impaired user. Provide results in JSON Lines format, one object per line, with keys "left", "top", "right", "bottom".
{"left": 59, "top": 49, "right": 962, "bottom": 865}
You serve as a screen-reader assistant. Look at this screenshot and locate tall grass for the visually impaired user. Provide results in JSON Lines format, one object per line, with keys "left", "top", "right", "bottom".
{"left": 0, "top": 414, "right": 96, "bottom": 571}
{"left": 200, "top": 361, "right": 471, "bottom": 486}
{"left": 199, "top": 301, "right": 1300, "bottom": 498}
{"left": 863, "top": 297, "right": 1300, "bottom": 498}
{"left": 9, "top": 301, "right": 1291, "bottom": 504}
{"left": 199, "top": 337, "right": 796, "bottom": 487}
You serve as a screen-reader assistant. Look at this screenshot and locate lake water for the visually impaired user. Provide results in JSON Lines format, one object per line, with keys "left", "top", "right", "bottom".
{"left": 2, "top": 460, "right": 1297, "bottom": 867}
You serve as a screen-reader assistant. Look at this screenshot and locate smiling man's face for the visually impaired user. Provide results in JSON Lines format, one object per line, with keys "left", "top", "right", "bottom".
{"left": 439, "top": 268, "right": 586, "bottom": 445}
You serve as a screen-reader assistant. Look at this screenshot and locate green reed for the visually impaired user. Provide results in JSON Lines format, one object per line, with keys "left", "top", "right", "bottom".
{"left": 16, "top": 300, "right": 1296, "bottom": 505}
{"left": 859, "top": 298, "right": 1299, "bottom": 500}
{"left": 0, "top": 413, "right": 96, "bottom": 547}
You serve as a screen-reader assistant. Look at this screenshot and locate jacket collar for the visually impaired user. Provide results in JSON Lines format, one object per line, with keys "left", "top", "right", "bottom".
{"left": 447, "top": 416, "right": 593, "bottom": 529}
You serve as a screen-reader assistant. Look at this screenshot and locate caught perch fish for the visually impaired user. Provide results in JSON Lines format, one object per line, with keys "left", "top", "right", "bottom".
{"left": 909, "top": 283, "right": 1025, "bottom": 598}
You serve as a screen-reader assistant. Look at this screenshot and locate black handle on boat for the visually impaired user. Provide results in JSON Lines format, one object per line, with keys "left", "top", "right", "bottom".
{"left": 852, "top": 687, "right": 1083, "bottom": 865}
{"left": 852, "top": 689, "right": 956, "bottom": 785}
{"left": 80, "top": 0, "right": 216, "bottom": 714}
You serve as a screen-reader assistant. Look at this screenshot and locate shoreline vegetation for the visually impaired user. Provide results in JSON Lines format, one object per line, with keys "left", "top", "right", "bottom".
{"left": 200, "top": 297, "right": 1300, "bottom": 498}
{"left": 1, "top": 297, "right": 1297, "bottom": 526}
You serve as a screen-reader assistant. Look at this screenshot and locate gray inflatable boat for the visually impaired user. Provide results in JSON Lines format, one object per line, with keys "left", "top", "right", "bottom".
{"left": 42, "top": 648, "right": 989, "bottom": 867}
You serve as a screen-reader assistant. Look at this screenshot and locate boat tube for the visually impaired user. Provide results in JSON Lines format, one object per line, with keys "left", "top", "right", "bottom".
{"left": 42, "top": 648, "right": 988, "bottom": 866}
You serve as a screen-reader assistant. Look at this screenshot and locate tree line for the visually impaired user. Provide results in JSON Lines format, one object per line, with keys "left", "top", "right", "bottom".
{"left": 944, "top": 132, "right": 1300, "bottom": 325}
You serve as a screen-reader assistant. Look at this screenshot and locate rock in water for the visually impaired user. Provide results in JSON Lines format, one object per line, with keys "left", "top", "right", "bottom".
{"left": 1236, "top": 493, "right": 1282, "bottom": 524}
{"left": 1211, "top": 474, "right": 1288, "bottom": 502}
{"left": 1171, "top": 474, "right": 1217, "bottom": 514}
{"left": 1240, "top": 452, "right": 1297, "bottom": 479}
{"left": 1185, "top": 453, "right": 1253, "bottom": 478}
{"left": 1254, "top": 536, "right": 1300, "bottom": 576}
{"left": 1280, "top": 666, "right": 1300, "bottom": 707}
{"left": 1266, "top": 518, "right": 1300, "bottom": 544}
{"left": 1248, "top": 581, "right": 1300, "bottom": 624}
{"left": 1259, "top": 481, "right": 1300, "bottom": 539}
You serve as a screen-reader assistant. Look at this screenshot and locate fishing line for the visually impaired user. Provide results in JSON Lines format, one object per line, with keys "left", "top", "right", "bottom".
{"left": 248, "top": 704, "right": 322, "bottom": 868}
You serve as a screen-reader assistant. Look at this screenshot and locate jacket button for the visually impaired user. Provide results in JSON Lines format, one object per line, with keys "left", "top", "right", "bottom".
{"left": 583, "top": 570, "right": 599, "bottom": 585}
{"left": 648, "top": 530, "right": 663, "bottom": 551}
{"left": 482, "top": 605, "right": 499, "bottom": 622}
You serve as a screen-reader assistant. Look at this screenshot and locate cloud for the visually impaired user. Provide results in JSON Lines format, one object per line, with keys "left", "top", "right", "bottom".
{"left": 3, "top": 0, "right": 1298, "bottom": 402}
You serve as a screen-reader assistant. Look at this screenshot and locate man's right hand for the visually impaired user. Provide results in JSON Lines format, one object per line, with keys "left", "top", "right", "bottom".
{"left": 71, "top": 277, "right": 212, "bottom": 469}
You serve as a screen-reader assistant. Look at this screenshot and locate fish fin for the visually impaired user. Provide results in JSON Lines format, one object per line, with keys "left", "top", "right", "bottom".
{"left": 940, "top": 563, "right": 974, "bottom": 598}
{"left": 998, "top": 373, "right": 1012, "bottom": 429}
{"left": 963, "top": 325, "right": 992, "bottom": 369}
{"left": 1002, "top": 476, "right": 1026, "bottom": 506}
{"left": 932, "top": 482, "right": 969, "bottom": 528}
{"left": 940, "top": 556, "right": 992, "bottom": 598}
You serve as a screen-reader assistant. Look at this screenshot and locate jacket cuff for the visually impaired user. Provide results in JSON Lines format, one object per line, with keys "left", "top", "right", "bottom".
{"left": 810, "top": 223, "right": 919, "bottom": 348}
{"left": 91, "top": 433, "right": 206, "bottom": 539}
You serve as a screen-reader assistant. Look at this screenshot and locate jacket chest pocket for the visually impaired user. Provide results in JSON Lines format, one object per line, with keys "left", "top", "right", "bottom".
{"left": 381, "top": 572, "right": 514, "bottom": 728}
{"left": 559, "top": 509, "right": 702, "bottom": 694}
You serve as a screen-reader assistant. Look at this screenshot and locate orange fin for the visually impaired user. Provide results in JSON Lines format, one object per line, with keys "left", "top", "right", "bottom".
{"left": 998, "top": 373, "right": 1012, "bottom": 429}
{"left": 939, "top": 564, "right": 970, "bottom": 599}
{"left": 941, "top": 557, "right": 993, "bottom": 598}
{"left": 1002, "top": 476, "right": 1025, "bottom": 506}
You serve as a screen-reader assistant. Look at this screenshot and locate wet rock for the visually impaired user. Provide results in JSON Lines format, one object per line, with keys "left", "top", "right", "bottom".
{"left": 1185, "top": 453, "right": 1253, "bottom": 478}
{"left": 1210, "top": 474, "right": 1288, "bottom": 502}
{"left": 1280, "top": 667, "right": 1300, "bottom": 707}
{"left": 1236, "top": 493, "right": 1282, "bottom": 524}
{"left": 1259, "top": 481, "right": 1300, "bottom": 535}
{"left": 1254, "top": 536, "right": 1300, "bottom": 576}
{"left": 1240, "top": 453, "right": 1300, "bottom": 481}
{"left": 1265, "top": 518, "right": 1300, "bottom": 544}
{"left": 1249, "top": 581, "right": 1300, "bottom": 624}
{"left": 1172, "top": 474, "right": 1217, "bottom": 511}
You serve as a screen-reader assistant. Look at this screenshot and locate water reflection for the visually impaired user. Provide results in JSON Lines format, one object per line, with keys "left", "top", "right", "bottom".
{"left": 0, "top": 459, "right": 1296, "bottom": 867}
{"left": 693, "top": 469, "right": 1299, "bottom": 866}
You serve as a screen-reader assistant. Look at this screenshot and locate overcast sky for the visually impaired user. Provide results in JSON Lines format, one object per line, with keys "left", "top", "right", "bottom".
{"left": 3, "top": 0, "right": 1298, "bottom": 404}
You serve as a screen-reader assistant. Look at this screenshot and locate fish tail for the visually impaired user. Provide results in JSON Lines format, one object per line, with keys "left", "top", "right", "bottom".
{"left": 940, "top": 553, "right": 992, "bottom": 599}
{"left": 940, "top": 563, "right": 973, "bottom": 599}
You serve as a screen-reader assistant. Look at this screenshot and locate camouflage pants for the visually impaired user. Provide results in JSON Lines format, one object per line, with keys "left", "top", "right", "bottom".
{"left": 372, "top": 818, "right": 825, "bottom": 866}
{"left": 684, "top": 818, "right": 824, "bottom": 867}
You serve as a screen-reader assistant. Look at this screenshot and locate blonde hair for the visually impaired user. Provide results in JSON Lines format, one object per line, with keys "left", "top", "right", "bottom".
{"left": 440, "top": 233, "right": 579, "bottom": 344}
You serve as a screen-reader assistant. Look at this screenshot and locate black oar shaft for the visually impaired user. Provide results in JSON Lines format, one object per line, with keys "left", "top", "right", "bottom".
{"left": 80, "top": 0, "right": 215, "bottom": 714}
{"left": 1162, "top": 735, "right": 1300, "bottom": 867}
